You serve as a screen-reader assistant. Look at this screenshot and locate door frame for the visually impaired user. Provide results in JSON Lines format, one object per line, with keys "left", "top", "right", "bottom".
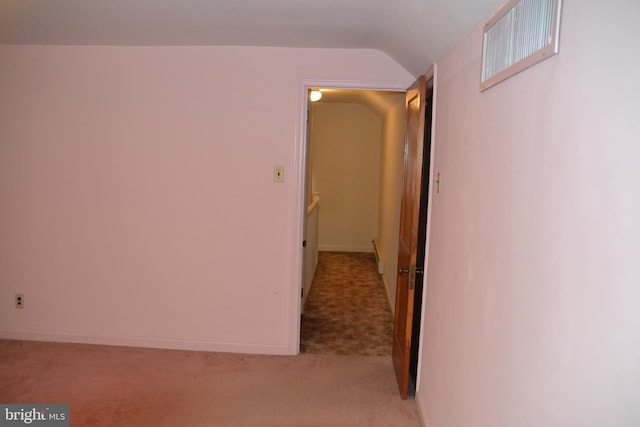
{"left": 413, "top": 65, "right": 437, "bottom": 393}
{"left": 408, "top": 67, "right": 436, "bottom": 393}
{"left": 289, "top": 77, "right": 414, "bottom": 354}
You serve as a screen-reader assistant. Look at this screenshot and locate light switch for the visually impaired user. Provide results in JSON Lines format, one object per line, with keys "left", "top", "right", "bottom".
{"left": 274, "top": 166, "right": 284, "bottom": 183}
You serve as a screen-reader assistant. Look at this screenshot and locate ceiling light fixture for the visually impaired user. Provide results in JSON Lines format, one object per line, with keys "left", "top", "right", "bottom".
{"left": 309, "top": 89, "right": 322, "bottom": 102}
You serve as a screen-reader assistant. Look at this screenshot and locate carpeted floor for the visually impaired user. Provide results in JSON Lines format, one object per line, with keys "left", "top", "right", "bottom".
{"left": 300, "top": 251, "right": 394, "bottom": 356}
{"left": 0, "top": 253, "right": 415, "bottom": 426}
{"left": 0, "top": 340, "right": 423, "bottom": 427}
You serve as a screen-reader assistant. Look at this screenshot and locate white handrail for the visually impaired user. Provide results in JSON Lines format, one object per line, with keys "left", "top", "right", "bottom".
{"left": 307, "top": 193, "right": 320, "bottom": 216}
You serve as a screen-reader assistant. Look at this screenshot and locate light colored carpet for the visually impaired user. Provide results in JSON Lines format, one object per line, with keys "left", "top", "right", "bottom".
{"left": 0, "top": 340, "right": 422, "bottom": 427}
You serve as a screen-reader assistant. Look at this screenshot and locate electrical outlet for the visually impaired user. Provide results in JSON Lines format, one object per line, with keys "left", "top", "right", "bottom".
{"left": 15, "top": 293, "right": 24, "bottom": 309}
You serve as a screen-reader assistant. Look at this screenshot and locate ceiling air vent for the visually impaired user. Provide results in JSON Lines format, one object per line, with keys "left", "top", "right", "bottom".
{"left": 480, "top": 0, "right": 562, "bottom": 91}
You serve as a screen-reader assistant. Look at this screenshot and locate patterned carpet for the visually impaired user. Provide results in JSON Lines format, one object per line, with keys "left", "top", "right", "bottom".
{"left": 301, "top": 251, "right": 394, "bottom": 356}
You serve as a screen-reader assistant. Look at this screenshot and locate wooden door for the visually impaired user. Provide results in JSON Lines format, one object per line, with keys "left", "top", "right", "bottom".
{"left": 393, "top": 75, "right": 427, "bottom": 399}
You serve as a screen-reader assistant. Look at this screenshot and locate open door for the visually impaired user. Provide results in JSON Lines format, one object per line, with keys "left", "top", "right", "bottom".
{"left": 393, "top": 75, "right": 427, "bottom": 399}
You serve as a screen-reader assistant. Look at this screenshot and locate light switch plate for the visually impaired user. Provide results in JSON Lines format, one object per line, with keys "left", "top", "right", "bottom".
{"left": 274, "top": 166, "right": 284, "bottom": 183}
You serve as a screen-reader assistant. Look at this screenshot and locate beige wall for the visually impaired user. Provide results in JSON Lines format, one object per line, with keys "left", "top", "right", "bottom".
{"left": 311, "top": 102, "right": 381, "bottom": 252}
{"left": 0, "top": 45, "right": 413, "bottom": 354}
{"left": 377, "top": 101, "right": 406, "bottom": 312}
{"left": 416, "top": 1, "right": 640, "bottom": 426}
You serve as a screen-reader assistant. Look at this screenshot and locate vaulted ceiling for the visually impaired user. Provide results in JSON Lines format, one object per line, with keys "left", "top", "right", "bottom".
{"left": 0, "top": 0, "right": 502, "bottom": 77}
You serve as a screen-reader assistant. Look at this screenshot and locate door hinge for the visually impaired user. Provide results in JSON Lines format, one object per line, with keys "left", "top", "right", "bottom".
{"left": 302, "top": 240, "right": 307, "bottom": 247}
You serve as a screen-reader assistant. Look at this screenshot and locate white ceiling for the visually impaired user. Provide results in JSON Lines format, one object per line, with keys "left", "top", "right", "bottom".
{"left": 0, "top": 0, "right": 502, "bottom": 77}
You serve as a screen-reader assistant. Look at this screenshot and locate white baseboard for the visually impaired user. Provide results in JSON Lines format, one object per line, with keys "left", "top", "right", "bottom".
{"left": 0, "top": 330, "right": 292, "bottom": 355}
{"left": 415, "top": 389, "right": 430, "bottom": 427}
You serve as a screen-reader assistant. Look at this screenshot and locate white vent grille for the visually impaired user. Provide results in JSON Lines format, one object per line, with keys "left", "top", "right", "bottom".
{"left": 480, "top": 0, "right": 562, "bottom": 91}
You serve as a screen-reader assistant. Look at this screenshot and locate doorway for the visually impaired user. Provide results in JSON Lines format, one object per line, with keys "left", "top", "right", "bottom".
{"left": 298, "top": 86, "right": 408, "bottom": 356}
